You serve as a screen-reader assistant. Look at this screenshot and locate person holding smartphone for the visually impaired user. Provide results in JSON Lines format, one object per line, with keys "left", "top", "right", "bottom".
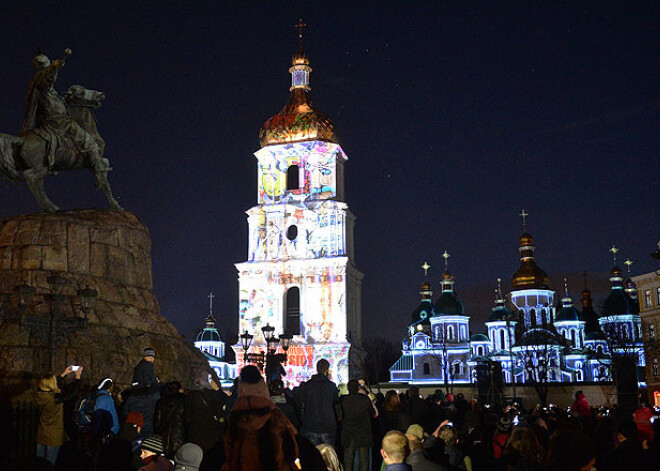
{"left": 35, "top": 365, "right": 83, "bottom": 465}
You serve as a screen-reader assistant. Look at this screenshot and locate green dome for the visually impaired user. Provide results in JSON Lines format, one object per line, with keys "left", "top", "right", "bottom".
{"left": 555, "top": 305, "right": 581, "bottom": 322}
{"left": 487, "top": 305, "right": 511, "bottom": 322}
{"left": 470, "top": 333, "right": 489, "bottom": 342}
{"left": 603, "top": 289, "right": 635, "bottom": 316}
{"left": 434, "top": 291, "right": 464, "bottom": 316}
{"left": 411, "top": 299, "right": 433, "bottom": 326}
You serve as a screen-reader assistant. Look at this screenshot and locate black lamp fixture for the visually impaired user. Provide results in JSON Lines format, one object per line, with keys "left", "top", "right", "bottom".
{"left": 240, "top": 330, "right": 254, "bottom": 351}
{"left": 279, "top": 332, "right": 293, "bottom": 352}
{"left": 262, "top": 323, "right": 280, "bottom": 353}
{"left": 77, "top": 286, "right": 98, "bottom": 316}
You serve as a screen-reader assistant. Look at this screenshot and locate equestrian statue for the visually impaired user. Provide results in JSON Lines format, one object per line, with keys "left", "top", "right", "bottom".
{"left": 0, "top": 49, "right": 122, "bottom": 212}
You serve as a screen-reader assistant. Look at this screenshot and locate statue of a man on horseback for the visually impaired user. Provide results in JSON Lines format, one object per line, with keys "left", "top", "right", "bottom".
{"left": 0, "top": 49, "right": 122, "bottom": 212}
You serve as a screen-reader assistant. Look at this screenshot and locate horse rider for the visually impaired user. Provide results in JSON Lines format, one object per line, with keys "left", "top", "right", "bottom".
{"left": 20, "top": 51, "right": 101, "bottom": 170}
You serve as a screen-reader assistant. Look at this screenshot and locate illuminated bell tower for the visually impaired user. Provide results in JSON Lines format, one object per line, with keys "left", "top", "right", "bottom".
{"left": 234, "top": 22, "right": 363, "bottom": 385}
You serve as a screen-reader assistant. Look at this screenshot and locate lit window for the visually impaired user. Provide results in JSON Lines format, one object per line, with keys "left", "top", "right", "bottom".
{"left": 645, "top": 290, "right": 652, "bottom": 308}
{"left": 447, "top": 325, "right": 455, "bottom": 341}
{"left": 657, "top": 287, "right": 660, "bottom": 305}
{"left": 653, "top": 359, "right": 659, "bottom": 377}
{"left": 285, "top": 287, "right": 301, "bottom": 335}
{"left": 650, "top": 323, "right": 656, "bottom": 341}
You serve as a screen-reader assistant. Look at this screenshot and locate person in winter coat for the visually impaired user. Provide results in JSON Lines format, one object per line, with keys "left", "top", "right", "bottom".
{"left": 139, "top": 435, "right": 173, "bottom": 471}
{"left": 339, "top": 379, "right": 376, "bottom": 471}
{"left": 95, "top": 378, "right": 120, "bottom": 434}
{"left": 571, "top": 391, "right": 590, "bottom": 417}
{"left": 35, "top": 365, "right": 82, "bottom": 466}
{"left": 123, "top": 347, "right": 161, "bottom": 437}
{"left": 293, "top": 359, "right": 339, "bottom": 446}
{"left": 155, "top": 381, "right": 187, "bottom": 459}
{"left": 223, "top": 365, "right": 299, "bottom": 471}
{"left": 185, "top": 378, "right": 227, "bottom": 453}
{"left": 115, "top": 411, "right": 145, "bottom": 470}
{"left": 270, "top": 379, "right": 301, "bottom": 430}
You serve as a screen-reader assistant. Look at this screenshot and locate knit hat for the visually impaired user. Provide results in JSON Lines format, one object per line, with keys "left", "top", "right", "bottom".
{"left": 497, "top": 417, "right": 512, "bottom": 433}
{"left": 406, "top": 424, "right": 424, "bottom": 441}
{"left": 141, "top": 435, "right": 164, "bottom": 455}
{"left": 174, "top": 443, "right": 203, "bottom": 471}
{"left": 143, "top": 347, "right": 156, "bottom": 358}
{"left": 125, "top": 411, "right": 144, "bottom": 428}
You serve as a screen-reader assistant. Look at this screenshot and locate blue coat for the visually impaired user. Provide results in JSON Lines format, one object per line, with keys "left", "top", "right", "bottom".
{"left": 95, "top": 390, "right": 120, "bottom": 434}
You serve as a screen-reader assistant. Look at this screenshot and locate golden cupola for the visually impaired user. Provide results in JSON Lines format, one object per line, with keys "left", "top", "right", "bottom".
{"left": 259, "top": 20, "right": 335, "bottom": 148}
{"left": 510, "top": 214, "right": 550, "bottom": 290}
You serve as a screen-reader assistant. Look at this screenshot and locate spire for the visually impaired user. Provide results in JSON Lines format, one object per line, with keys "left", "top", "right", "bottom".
{"left": 419, "top": 262, "right": 432, "bottom": 299}
{"left": 609, "top": 245, "right": 623, "bottom": 288}
{"left": 511, "top": 210, "right": 549, "bottom": 289}
{"left": 623, "top": 258, "right": 638, "bottom": 299}
{"left": 561, "top": 277, "right": 573, "bottom": 307}
{"left": 205, "top": 292, "right": 216, "bottom": 327}
{"left": 440, "top": 250, "right": 455, "bottom": 292}
{"left": 519, "top": 209, "right": 529, "bottom": 232}
{"left": 290, "top": 18, "right": 311, "bottom": 91}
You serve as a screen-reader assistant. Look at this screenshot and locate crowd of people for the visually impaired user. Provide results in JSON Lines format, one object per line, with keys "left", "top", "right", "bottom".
{"left": 27, "top": 348, "right": 660, "bottom": 471}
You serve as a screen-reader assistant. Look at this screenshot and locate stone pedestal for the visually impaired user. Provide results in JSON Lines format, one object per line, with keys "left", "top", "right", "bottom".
{"left": 0, "top": 210, "right": 213, "bottom": 396}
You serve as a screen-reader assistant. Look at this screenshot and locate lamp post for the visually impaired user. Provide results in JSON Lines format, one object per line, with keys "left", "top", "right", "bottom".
{"left": 239, "top": 325, "right": 293, "bottom": 383}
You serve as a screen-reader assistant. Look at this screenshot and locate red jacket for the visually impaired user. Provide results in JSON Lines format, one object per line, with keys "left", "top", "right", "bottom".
{"left": 572, "top": 393, "right": 590, "bottom": 417}
{"left": 223, "top": 395, "right": 299, "bottom": 471}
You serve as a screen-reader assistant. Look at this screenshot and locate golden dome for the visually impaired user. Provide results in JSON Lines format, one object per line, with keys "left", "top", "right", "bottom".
{"left": 420, "top": 280, "right": 432, "bottom": 291}
{"left": 519, "top": 232, "right": 534, "bottom": 246}
{"left": 511, "top": 261, "right": 550, "bottom": 289}
{"left": 259, "top": 89, "right": 335, "bottom": 147}
{"left": 259, "top": 32, "right": 336, "bottom": 148}
{"left": 511, "top": 231, "right": 549, "bottom": 289}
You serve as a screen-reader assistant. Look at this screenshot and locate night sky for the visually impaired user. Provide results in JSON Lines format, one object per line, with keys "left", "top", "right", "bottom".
{"left": 1, "top": 2, "right": 658, "bottom": 343}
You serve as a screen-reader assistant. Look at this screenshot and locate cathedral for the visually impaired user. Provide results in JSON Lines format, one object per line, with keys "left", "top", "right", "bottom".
{"left": 390, "top": 217, "right": 645, "bottom": 387}
{"left": 233, "top": 26, "right": 363, "bottom": 386}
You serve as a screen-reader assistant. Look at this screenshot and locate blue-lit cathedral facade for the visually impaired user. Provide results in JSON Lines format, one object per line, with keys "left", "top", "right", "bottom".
{"left": 390, "top": 219, "right": 645, "bottom": 387}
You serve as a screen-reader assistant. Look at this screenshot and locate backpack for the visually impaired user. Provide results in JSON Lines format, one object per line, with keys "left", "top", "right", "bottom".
{"left": 73, "top": 392, "right": 98, "bottom": 427}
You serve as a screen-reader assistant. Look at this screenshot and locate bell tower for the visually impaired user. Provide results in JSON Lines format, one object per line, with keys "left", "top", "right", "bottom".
{"left": 235, "top": 22, "right": 363, "bottom": 385}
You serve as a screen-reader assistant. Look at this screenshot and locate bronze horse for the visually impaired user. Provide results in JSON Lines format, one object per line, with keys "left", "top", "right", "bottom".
{"left": 0, "top": 85, "right": 122, "bottom": 212}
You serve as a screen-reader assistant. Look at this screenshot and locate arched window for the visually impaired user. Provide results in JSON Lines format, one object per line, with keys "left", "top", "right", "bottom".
{"left": 570, "top": 330, "right": 576, "bottom": 347}
{"left": 447, "top": 325, "right": 455, "bottom": 341}
{"left": 477, "top": 346, "right": 483, "bottom": 356}
{"left": 541, "top": 309, "right": 547, "bottom": 325}
{"left": 423, "top": 363, "right": 430, "bottom": 375}
{"left": 285, "top": 287, "right": 301, "bottom": 335}
{"left": 500, "top": 330, "right": 506, "bottom": 350}
{"left": 650, "top": 324, "right": 657, "bottom": 341}
{"left": 530, "top": 309, "right": 536, "bottom": 328}
{"left": 286, "top": 165, "right": 299, "bottom": 190}
{"left": 575, "top": 369, "right": 583, "bottom": 381}
{"left": 460, "top": 325, "right": 466, "bottom": 340}
{"left": 653, "top": 359, "right": 658, "bottom": 377}
{"left": 623, "top": 324, "right": 630, "bottom": 341}
{"left": 453, "top": 361, "right": 461, "bottom": 376}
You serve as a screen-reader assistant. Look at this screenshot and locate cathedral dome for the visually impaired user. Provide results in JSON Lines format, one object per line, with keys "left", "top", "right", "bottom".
{"left": 434, "top": 291, "right": 464, "bottom": 316}
{"left": 196, "top": 315, "right": 223, "bottom": 342}
{"left": 487, "top": 304, "right": 511, "bottom": 322}
{"left": 555, "top": 305, "right": 580, "bottom": 322}
{"left": 259, "top": 37, "right": 335, "bottom": 147}
{"left": 470, "top": 333, "right": 489, "bottom": 342}
{"left": 511, "top": 231, "right": 550, "bottom": 290}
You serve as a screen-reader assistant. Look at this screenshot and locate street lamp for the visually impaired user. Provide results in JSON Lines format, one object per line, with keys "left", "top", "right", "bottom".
{"left": 279, "top": 332, "right": 293, "bottom": 352}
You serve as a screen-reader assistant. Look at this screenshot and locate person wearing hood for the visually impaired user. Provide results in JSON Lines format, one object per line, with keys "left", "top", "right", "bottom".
{"left": 35, "top": 365, "right": 83, "bottom": 466}
{"left": 96, "top": 377, "right": 120, "bottom": 434}
{"left": 223, "top": 365, "right": 299, "bottom": 471}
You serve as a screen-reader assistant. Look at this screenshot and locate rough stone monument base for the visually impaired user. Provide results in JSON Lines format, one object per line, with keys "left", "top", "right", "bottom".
{"left": 0, "top": 209, "right": 213, "bottom": 397}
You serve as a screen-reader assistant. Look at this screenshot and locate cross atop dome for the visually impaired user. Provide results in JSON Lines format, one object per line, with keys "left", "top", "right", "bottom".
{"left": 208, "top": 292, "right": 215, "bottom": 317}
{"left": 295, "top": 18, "right": 307, "bottom": 41}
{"left": 609, "top": 245, "right": 619, "bottom": 263}
{"left": 443, "top": 250, "right": 450, "bottom": 270}
{"left": 519, "top": 209, "right": 529, "bottom": 231}
{"left": 624, "top": 258, "right": 633, "bottom": 273}
{"left": 421, "top": 261, "right": 430, "bottom": 279}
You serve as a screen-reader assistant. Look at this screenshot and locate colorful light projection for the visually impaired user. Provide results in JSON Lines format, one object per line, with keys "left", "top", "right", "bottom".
{"left": 235, "top": 343, "right": 350, "bottom": 387}
{"left": 247, "top": 202, "right": 347, "bottom": 262}
{"left": 237, "top": 259, "right": 348, "bottom": 345}
{"left": 256, "top": 141, "right": 344, "bottom": 204}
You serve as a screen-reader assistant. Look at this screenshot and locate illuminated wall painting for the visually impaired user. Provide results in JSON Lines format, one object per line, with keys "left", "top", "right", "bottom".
{"left": 237, "top": 138, "right": 359, "bottom": 387}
